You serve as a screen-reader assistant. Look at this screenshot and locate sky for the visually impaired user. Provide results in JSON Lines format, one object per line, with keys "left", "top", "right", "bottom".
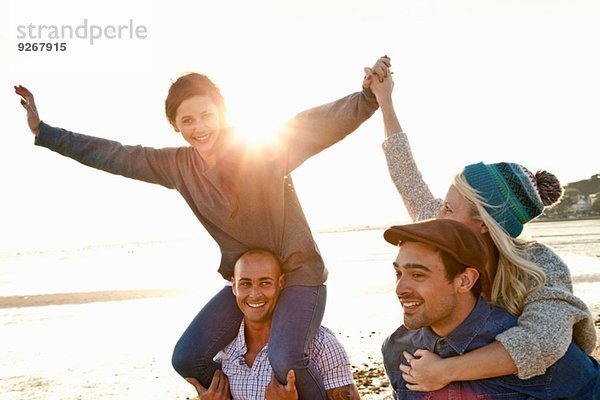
{"left": 1, "top": 0, "right": 599, "bottom": 253}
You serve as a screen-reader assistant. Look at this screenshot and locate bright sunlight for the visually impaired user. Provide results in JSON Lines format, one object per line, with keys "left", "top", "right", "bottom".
{"left": 226, "top": 99, "right": 290, "bottom": 148}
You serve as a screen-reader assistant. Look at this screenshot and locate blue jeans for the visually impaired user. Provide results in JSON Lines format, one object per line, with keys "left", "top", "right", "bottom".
{"left": 171, "top": 284, "right": 327, "bottom": 399}
{"left": 270, "top": 285, "right": 327, "bottom": 400}
{"left": 171, "top": 286, "right": 243, "bottom": 386}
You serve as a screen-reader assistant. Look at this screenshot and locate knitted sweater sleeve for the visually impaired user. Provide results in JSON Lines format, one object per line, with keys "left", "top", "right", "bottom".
{"left": 35, "top": 122, "right": 179, "bottom": 189}
{"left": 283, "top": 88, "right": 379, "bottom": 172}
{"left": 495, "top": 243, "right": 597, "bottom": 379}
{"left": 381, "top": 132, "right": 443, "bottom": 221}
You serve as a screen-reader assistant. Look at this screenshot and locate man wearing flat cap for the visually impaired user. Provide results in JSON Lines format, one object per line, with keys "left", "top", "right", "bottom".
{"left": 381, "top": 219, "right": 600, "bottom": 399}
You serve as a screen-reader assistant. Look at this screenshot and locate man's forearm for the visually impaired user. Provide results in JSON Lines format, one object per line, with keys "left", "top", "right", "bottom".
{"left": 326, "top": 384, "right": 361, "bottom": 400}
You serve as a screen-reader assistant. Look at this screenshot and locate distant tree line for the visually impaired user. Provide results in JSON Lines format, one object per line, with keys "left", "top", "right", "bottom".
{"left": 543, "top": 173, "right": 600, "bottom": 219}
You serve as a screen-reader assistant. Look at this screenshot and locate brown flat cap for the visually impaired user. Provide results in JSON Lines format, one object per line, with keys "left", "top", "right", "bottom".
{"left": 383, "top": 219, "right": 488, "bottom": 271}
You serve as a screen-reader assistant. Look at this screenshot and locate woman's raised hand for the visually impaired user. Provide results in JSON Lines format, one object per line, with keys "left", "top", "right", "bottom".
{"left": 14, "top": 85, "right": 41, "bottom": 136}
{"left": 369, "top": 68, "right": 394, "bottom": 104}
{"left": 362, "top": 55, "right": 392, "bottom": 90}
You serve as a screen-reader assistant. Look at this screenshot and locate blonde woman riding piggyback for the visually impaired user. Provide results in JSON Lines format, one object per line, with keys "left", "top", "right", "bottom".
{"left": 363, "top": 56, "right": 596, "bottom": 392}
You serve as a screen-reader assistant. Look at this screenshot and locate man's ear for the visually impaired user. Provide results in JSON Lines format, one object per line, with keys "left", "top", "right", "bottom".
{"left": 455, "top": 268, "right": 480, "bottom": 293}
{"left": 278, "top": 274, "right": 286, "bottom": 288}
{"left": 231, "top": 277, "right": 237, "bottom": 295}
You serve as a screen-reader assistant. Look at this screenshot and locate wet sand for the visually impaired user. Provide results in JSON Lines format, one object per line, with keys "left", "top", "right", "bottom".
{"left": 0, "top": 289, "right": 195, "bottom": 309}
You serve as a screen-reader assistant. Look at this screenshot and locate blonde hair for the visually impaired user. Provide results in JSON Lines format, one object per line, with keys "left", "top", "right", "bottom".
{"left": 453, "top": 174, "right": 546, "bottom": 315}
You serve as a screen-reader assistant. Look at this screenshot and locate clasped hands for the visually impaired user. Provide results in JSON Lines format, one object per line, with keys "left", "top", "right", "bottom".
{"left": 363, "top": 55, "right": 394, "bottom": 104}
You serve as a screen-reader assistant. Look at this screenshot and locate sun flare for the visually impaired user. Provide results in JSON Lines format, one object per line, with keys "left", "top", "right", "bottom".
{"left": 229, "top": 114, "right": 286, "bottom": 148}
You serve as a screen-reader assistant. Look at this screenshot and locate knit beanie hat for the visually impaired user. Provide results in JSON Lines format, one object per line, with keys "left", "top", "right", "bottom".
{"left": 462, "top": 162, "right": 563, "bottom": 238}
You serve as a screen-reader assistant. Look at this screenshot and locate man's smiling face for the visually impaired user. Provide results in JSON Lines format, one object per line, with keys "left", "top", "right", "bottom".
{"left": 232, "top": 251, "right": 285, "bottom": 325}
{"left": 394, "top": 242, "right": 463, "bottom": 337}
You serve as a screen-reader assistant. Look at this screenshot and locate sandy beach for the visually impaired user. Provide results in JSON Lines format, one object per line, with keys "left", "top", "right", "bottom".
{"left": 1, "top": 220, "right": 599, "bottom": 399}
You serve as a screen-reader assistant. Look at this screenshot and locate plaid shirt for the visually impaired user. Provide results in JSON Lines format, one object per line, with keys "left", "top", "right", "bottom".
{"left": 215, "top": 322, "right": 354, "bottom": 399}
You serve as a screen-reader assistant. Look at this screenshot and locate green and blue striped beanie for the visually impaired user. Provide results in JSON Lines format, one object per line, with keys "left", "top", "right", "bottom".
{"left": 462, "top": 162, "right": 563, "bottom": 238}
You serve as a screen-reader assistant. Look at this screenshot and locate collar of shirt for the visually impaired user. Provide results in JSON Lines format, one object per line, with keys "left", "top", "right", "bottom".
{"left": 419, "top": 297, "right": 494, "bottom": 357}
{"left": 221, "top": 320, "right": 269, "bottom": 366}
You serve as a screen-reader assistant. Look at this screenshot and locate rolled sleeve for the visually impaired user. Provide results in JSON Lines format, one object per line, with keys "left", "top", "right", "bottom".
{"left": 311, "top": 327, "right": 355, "bottom": 390}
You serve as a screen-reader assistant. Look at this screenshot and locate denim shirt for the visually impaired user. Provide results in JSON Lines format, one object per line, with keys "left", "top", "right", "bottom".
{"left": 382, "top": 297, "right": 600, "bottom": 399}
